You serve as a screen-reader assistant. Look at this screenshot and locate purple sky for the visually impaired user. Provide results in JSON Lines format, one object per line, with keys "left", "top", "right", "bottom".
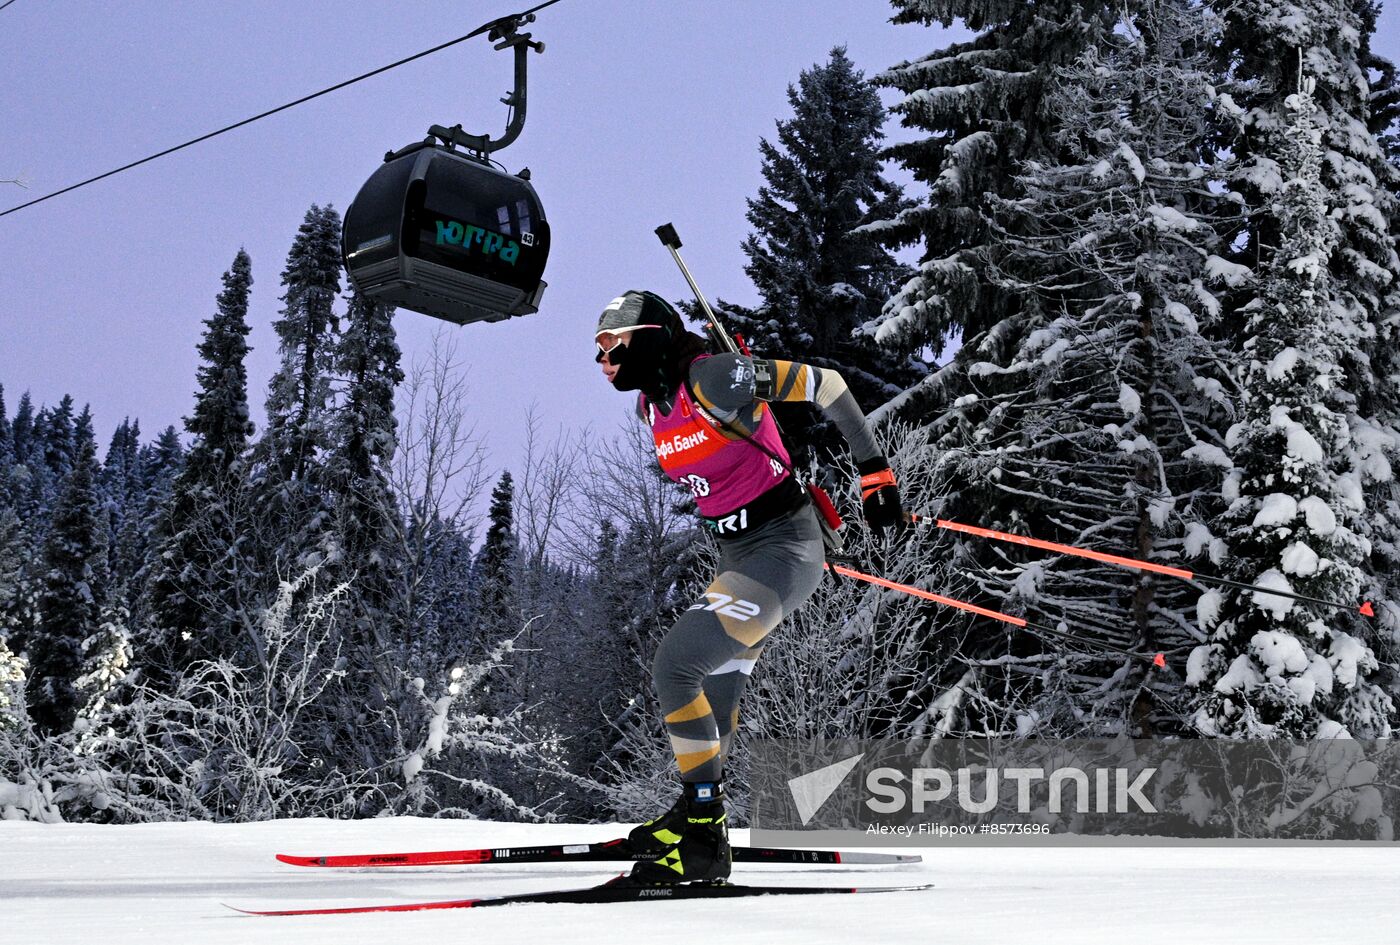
{"left": 2, "top": 1, "right": 1397, "bottom": 478}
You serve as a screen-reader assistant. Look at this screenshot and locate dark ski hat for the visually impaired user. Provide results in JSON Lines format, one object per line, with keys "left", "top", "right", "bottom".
{"left": 595, "top": 290, "right": 694, "bottom": 396}
{"left": 595, "top": 290, "right": 685, "bottom": 340}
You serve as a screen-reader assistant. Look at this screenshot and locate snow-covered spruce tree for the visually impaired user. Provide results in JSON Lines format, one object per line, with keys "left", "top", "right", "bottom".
{"left": 321, "top": 289, "right": 403, "bottom": 658}
{"left": 0, "top": 630, "right": 24, "bottom": 730}
{"left": 8, "top": 391, "right": 34, "bottom": 463}
{"left": 135, "top": 426, "right": 184, "bottom": 514}
{"left": 13, "top": 396, "right": 75, "bottom": 534}
{"left": 0, "top": 478, "right": 28, "bottom": 730}
{"left": 251, "top": 205, "right": 343, "bottom": 579}
{"left": 75, "top": 602, "right": 133, "bottom": 723}
{"left": 143, "top": 249, "right": 258, "bottom": 678}
{"left": 0, "top": 505, "right": 38, "bottom": 656}
{"left": 1216, "top": 0, "right": 1400, "bottom": 660}
{"left": 548, "top": 517, "right": 641, "bottom": 796}
{"left": 316, "top": 289, "right": 407, "bottom": 771}
{"left": 7, "top": 392, "right": 40, "bottom": 515}
{"left": 0, "top": 391, "right": 42, "bottom": 656}
{"left": 469, "top": 472, "right": 518, "bottom": 712}
{"left": 119, "top": 426, "right": 184, "bottom": 641}
{"left": 473, "top": 472, "right": 517, "bottom": 635}
{"left": 412, "top": 516, "right": 477, "bottom": 664}
{"left": 0, "top": 384, "right": 12, "bottom": 502}
{"left": 40, "top": 395, "right": 77, "bottom": 490}
{"left": 98, "top": 418, "right": 144, "bottom": 603}
{"left": 863, "top": 0, "right": 1114, "bottom": 371}
{"left": 715, "top": 47, "right": 923, "bottom": 468}
{"left": 1188, "top": 81, "right": 1393, "bottom": 738}
{"left": 27, "top": 418, "right": 105, "bottom": 734}
{"left": 888, "top": 0, "right": 1240, "bottom": 736}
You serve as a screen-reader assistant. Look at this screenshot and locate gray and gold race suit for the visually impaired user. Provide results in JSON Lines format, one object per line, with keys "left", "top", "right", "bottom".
{"left": 649, "top": 356, "right": 883, "bottom": 783}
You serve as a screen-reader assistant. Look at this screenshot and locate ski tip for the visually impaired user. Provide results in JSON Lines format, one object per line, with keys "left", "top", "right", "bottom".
{"left": 1360, "top": 601, "right": 1375, "bottom": 617}
{"left": 223, "top": 902, "right": 263, "bottom": 916}
{"left": 842, "top": 883, "right": 934, "bottom": 894}
{"left": 1153, "top": 652, "right": 1166, "bottom": 668}
{"left": 274, "top": 854, "right": 320, "bottom": 867}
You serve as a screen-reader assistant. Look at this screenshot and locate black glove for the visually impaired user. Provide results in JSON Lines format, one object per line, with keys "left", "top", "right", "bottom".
{"left": 857, "top": 455, "right": 905, "bottom": 537}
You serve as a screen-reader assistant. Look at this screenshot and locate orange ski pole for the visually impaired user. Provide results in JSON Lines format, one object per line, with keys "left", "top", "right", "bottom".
{"left": 914, "top": 516, "right": 1376, "bottom": 619}
{"left": 823, "top": 563, "right": 1166, "bottom": 668}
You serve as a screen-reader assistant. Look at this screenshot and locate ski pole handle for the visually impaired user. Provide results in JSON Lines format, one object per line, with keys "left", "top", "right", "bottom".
{"left": 655, "top": 223, "right": 739, "bottom": 355}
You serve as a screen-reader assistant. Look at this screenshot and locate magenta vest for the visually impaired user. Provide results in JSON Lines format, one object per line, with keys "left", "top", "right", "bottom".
{"left": 642, "top": 360, "right": 791, "bottom": 517}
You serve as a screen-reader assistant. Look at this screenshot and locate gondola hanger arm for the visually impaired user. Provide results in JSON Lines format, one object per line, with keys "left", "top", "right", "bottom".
{"left": 430, "top": 12, "right": 543, "bottom": 158}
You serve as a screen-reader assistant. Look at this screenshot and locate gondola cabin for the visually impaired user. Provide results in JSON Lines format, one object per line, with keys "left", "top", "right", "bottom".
{"left": 342, "top": 142, "right": 550, "bottom": 325}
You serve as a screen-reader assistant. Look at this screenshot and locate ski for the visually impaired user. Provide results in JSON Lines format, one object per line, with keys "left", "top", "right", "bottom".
{"left": 275, "top": 837, "right": 920, "bottom": 869}
{"left": 229, "top": 873, "right": 934, "bottom": 915}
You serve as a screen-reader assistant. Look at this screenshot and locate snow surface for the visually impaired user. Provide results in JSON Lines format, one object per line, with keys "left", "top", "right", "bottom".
{"left": 3, "top": 819, "right": 1397, "bottom": 945}
{"left": 1145, "top": 205, "right": 1198, "bottom": 231}
{"left": 1196, "top": 589, "right": 1224, "bottom": 629}
{"left": 1183, "top": 442, "right": 1232, "bottom": 469}
{"left": 1117, "top": 383, "right": 1141, "bottom": 417}
{"left": 1266, "top": 347, "right": 1301, "bottom": 381}
{"left": 1298, "top": 495, "right": 1338, "bottom": 535}
{"left": 1250, "top": 569, "right": 1298, "bottom": 619}
{"left": 1183, "top": 522, "right": 1215, "bottom": 558}
{"left": 1280, "top": 541, "right": 1321, "bottom": 576}
{"left": 1253, "top": 494, "right": 1299, "bottom": 528}
{"left": 1204, "top": 254, "right": 1253, "bottom": 286}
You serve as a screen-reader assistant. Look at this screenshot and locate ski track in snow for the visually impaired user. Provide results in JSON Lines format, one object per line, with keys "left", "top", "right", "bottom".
{"left": 3, "top": 818, "right": 1397, "bottom": 945}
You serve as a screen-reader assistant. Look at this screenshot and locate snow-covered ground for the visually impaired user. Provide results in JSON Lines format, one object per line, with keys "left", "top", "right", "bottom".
{"left": 3, "top": 817, "right": 1396, "bottom": 944}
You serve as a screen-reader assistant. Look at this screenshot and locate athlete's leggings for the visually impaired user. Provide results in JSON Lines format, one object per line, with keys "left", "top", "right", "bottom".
{"left": 653, "top": 502, "right": 826, "bottom": 783}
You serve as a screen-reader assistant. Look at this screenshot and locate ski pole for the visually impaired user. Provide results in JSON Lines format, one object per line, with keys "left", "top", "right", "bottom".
{"left": 911, "top": 515, "right": 1376, "bottom": 619}
{"left": 823, "top": 562, "right": 1167, "bottom": 668}
{"left": 655, "top": 223, "right": 739, "bottom": 356}
{"left": 654, "top": 222, "right": 848, "bottom": 555}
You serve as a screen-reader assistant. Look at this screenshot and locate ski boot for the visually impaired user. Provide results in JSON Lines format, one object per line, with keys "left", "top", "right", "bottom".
{"left": 627, "top": 780, "right": 731, "bottom": 885}
{"left": 626, "top": 785, "right": 689, "bottom": 855}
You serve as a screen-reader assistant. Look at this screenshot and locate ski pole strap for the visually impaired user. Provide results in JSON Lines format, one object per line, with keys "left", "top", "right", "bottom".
{"left": 859, "top": 468, "right": 897, "bottom": 500}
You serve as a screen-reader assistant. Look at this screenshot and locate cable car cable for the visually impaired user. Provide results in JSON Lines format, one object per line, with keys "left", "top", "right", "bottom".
{"left": 0, "top": 2, "right": 571, "bottom": 220}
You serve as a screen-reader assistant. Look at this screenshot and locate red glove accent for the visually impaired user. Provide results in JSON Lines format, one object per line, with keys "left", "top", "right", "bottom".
{"left": 860, "top": 468, "right": 898, "bottom": 501}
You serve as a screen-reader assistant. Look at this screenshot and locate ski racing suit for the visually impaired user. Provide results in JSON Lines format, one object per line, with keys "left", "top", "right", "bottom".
{"left": 641, "top": 353, "right": 885, "bottom": 783}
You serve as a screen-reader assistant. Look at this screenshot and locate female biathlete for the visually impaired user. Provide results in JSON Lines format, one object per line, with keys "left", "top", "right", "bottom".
{"left": 594, "top": 290, "right": 904, "bottom": 885}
